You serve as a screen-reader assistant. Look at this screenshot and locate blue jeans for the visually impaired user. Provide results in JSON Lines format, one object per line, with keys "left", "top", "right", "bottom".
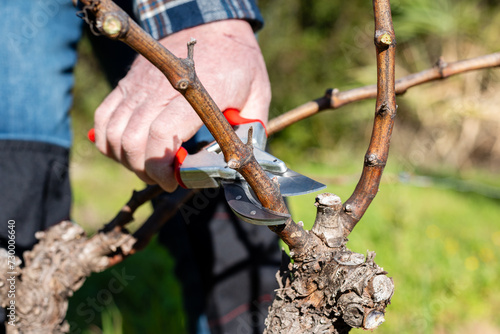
{"left": 0, "top": 0, "right": 82, "bottom": 148}
{"left": 0, "top": 2, "right": 80, "bottom": 332}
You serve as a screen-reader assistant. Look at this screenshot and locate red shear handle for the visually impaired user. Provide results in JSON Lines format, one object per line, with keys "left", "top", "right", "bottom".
{"left": 223, "top": 108, "right": 267, "bottom": 136}
{"left": 174, "top": 146, "right": 189, "bottom": 189}
{"left": 88, "top": 128, "right": 96, "bottom": 143}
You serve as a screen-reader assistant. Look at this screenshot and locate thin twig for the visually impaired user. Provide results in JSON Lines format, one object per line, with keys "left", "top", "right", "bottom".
{"left": 100, "top": 185, "right": 163, "bottom": 232}
{"left": 267, "top": 52, "right": 500, "bottom": 135}
{"left": 106, "top": 188, "right": 197, "bottom": 267}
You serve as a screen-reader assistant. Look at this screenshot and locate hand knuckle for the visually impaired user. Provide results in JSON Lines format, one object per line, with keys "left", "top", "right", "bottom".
{"left": 105, "top": 122, "right": 121, "bottom": 144}
{"left": 121, "top": 130, "right": 140, "bottom": 152}
{"left": 148, "top": 122, "right": 168, "bottom": 141}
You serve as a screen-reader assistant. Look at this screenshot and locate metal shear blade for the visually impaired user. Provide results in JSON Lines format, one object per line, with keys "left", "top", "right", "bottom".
{"left": 178, "top": 146, "right": 326, "bottom": 196}
{"left": 222, "top": 181, "right": 291, "bottom": 226}
{"left": 272, "top": 169, "right": 326, "bottom": 197}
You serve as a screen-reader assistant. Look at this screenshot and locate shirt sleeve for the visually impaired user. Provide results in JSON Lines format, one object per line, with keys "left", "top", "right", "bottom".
{"left": 133, "top": 0, "right": 264, "bottom": 40}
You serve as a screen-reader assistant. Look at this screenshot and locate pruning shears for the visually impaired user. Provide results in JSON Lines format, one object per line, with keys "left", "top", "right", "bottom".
{"left": 88, "top": 109, "right": 325, "bottom": 226}
{"left": 172, "top": 109, "right": 325, "bottom": 226}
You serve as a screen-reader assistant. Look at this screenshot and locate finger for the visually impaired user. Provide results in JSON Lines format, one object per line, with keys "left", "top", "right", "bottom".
{"left": 103, "top": 87, "right": 152, "bottom": 161}
{"left": 94, "top": 85, "right": 125, "bottom": 155}
{"left": 120, "top": 100, "right": 166, "bottom": 183}
{"left": 144, "top": 97, "right": 203, "bottom": 191}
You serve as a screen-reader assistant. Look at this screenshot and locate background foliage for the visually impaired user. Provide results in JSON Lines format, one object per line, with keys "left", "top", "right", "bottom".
{"left": 259, "top": 0, "right": 500, "bottom": 173}
{"left": 68, "top": 0, "right": 500, "bottom": 333}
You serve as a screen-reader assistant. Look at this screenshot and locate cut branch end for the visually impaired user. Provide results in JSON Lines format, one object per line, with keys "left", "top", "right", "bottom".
{"left": 311, "top": 193, "right": 345, "bottom": 248}
{"left": 187, "top": 38, "right": 197, "bottom": 60}
{"left": 102, "top": 14, "right": 126, "bottom": 37}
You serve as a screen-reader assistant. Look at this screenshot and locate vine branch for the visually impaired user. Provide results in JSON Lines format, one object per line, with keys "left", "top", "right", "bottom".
{"left": 267, "top": 52, "right": 500, "bottom": 135}
{"left": 78, "top": 0, "right": 311, "bottom": 250}
{"left": 100, "top": 184, "right": 163, "bottom": 232}
{"left": 339, "top": 0, "right": 397, "bottom": 233}
{"left": 264, "top": 2, "right": 397, "bottom": 331}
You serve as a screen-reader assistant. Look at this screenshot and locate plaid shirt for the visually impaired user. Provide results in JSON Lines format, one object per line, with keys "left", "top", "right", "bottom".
{"left": 134, "top": 0, "right": 264, "bottom": 39}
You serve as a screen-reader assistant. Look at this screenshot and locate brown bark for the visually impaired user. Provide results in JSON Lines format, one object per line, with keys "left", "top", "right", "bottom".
{"left": 0, "top": 221, "right": 134, "bottom": 333}
{"left": 264, "top": 195, "right": 394, "bottom": 333}
{"left": 339, "top": 0, "right": 397, "bottom": 233}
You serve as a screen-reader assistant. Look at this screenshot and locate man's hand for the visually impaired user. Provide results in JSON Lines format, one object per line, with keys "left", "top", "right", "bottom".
{"left": 94, "top": 20, "right": 271, "bottom": 192}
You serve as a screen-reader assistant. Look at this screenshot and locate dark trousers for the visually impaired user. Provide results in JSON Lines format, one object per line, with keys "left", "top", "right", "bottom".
{"left": 156, "top": 189, "right": 281, "bottom": 334}
{"left": 0, "top": 140, "right": 72, "bottom": 333}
